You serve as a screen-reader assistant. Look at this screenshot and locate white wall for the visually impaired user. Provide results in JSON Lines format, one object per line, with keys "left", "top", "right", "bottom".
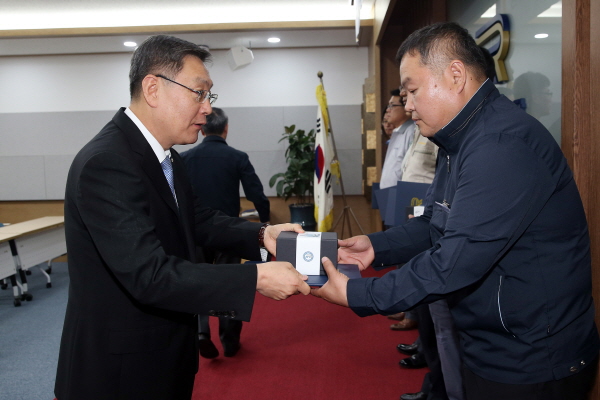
{"left": 0, "top": 46, "right": 369, "bottom": 200}
{"left": 209, "top": 47, "right": 368, "bottom": 107}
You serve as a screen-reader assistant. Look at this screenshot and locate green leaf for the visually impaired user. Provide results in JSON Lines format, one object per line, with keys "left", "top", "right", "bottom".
{"left": 270, "top": 124, "right": 316, "bottom": 203}
{"left": 269, "top": 173, "right": 283, "bottom": 188}
{"left": 275, "top": 179, "right": 285, "bottom": 197}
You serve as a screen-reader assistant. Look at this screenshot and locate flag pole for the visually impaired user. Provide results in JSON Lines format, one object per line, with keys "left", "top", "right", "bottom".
{"left": 317, "top": 71, "right": 364, "bottom": 237}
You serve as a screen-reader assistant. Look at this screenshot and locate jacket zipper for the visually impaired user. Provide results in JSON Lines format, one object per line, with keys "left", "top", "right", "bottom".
{"left": 446, "top": 154, "right": 450, "bottom": 173}
{"left": 497, "top": 276, "right": 516, "bottom": 338}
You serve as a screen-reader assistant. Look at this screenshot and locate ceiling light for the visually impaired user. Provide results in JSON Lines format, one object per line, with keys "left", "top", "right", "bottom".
{"left": 538, "top": 1, "right": 562, "bottom": 17}
{"left": 481, "top": 4, "right": 496, "bottom": 18}
{"left": 124, "top": 41, "right": 137, "bottom": 47}
{"left": 534, "top": 33, "right": 549, "bottom": 39}
{"left": 267, "top": 37, "right": 281, "bottom": 43}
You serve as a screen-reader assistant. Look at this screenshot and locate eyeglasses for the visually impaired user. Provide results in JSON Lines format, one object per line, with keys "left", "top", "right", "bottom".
{"left": 156, "top": 74, "right": 218, "bottom": 105}
{"left": 386, "top": 103, "right": 404, "bottom": 110}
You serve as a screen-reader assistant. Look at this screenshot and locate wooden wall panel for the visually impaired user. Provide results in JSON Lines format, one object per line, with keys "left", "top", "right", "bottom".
{"left": 588, "top": 0, "right": 600, "bottom": 395}
{"left": 0, "top": 196, "right": 377, "bottom": 264}
{"left": 563, "top": 0, "right": 599, "bottom": 396}
{"left": 0, "top": 201, "right": 64, "bottom": 224}
{"left": 1, "top": 197, "right": 377, "bottom": 237}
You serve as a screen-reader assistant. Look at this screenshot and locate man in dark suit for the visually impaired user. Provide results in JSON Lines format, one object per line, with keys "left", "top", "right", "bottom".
{"left": 182, "top": 107, "right": 270, "bottom": 223}
{"left": 54, "top": 35, "right": 310, "bottom": 400}
{"left": 181, "top": 107, "right": 270, "bottom": 358}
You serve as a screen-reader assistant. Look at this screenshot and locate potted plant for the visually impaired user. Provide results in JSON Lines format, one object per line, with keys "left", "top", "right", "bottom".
{"left": 269, "top": 125, "right": 317, "bottom": 230}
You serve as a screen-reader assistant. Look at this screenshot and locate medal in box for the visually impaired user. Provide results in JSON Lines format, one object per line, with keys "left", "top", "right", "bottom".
{"left": 276, "top": 231, "right": 338, "bottom": 275}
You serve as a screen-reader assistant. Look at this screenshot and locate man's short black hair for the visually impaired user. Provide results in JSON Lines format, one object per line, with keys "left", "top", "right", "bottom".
{"left": 203, "top": 107, "right": 228, "bottom": 135}
{"left": 479, "top": 47, "right": 497, "bottom": 81}
{"left": 390, "top": 88, "right": 401, "bottom": 97}
{"left": 129, "top": 35, "right": 212, "bottom": 100}
{"left": 396, "top": 22, "right": 488, "bottom": 81}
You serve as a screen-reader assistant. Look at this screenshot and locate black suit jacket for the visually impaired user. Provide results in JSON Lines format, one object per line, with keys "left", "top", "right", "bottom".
{"left": 181, "top": 135, "right": 270, "bottom": 222}
{"left": 55, "top": 108, "right": 262, "bottom": 400}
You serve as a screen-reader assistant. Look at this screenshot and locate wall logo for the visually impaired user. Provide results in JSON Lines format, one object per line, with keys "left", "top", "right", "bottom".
{"left": 303, "top": 251, "right": 314, "bottom": 262}
{"left": 475, "top": 14, "right": 511, "bottom": 83}
{"left": 410, "top": 197, "right": 423, "bottom": 206}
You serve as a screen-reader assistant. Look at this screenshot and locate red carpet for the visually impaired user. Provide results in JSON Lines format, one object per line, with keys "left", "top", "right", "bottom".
{"left": 192, "top": 268, "right": 425, "bottom": 399}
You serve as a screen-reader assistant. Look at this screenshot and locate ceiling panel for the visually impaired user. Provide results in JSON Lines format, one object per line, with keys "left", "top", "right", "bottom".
{"left": 0, "top": 0, "right": 374, "bottom": 56}
{"left": 0, "top": 0, "right": 373, "bottom": 30}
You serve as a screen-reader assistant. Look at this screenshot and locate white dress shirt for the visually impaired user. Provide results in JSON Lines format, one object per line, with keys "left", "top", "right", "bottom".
{"left": 124, "top": 107, "right": 177, "bottom": 204}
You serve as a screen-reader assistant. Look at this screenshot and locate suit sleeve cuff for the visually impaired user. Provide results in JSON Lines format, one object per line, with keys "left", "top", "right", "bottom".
{"left": 367, "top": 231, "right": 393, "bottom": 269}
{"left": 347, "top": 277, "right": 379, "bottom": 317}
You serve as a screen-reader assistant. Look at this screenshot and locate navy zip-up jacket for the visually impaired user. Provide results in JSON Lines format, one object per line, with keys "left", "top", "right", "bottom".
{"left": 348, "top": 79, "right": 599, "bottom": 384}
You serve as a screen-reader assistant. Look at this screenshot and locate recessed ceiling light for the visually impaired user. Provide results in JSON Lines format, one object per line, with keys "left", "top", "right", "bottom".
{"left": 534, "top": 33, "right": 549, "bottom": 39}
{"left": 267, "top": 37, "right": 281, "bottom": 43}
{"left": 124, "top": 41, "right": 137, "bottom": 47}
{"left": 481, "top": 4, "right": 496, "bottom": 18}
{"left": 538, "top": 1, "right": 562, "bottom": 17}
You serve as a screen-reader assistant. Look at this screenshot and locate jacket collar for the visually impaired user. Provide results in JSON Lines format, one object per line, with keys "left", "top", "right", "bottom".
{"left": 112, "top": 108, "right": 179, "bottom": 215}
{"left": 202, "top": 135, "right": 227, "bottom": 145}
{"left": 431, "top": 79, "right": 497, "bottom": 153}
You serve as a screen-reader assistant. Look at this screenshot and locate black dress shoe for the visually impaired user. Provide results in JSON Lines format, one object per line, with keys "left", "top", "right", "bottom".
{"left": 399, "top": 353, "right": 427, "bottom": 369}
{"left": 400, "top": 392, "right": 427, "bottom": 400}
{"left": 219, "top": 319, "right": 242, "bottom": 357}
{"left": 198, "top": 333, "right": 219, "bottom": 359}
{"left": 397, "top": 342, "right": 419, "bottom": 355}
{"left": 222, "top": 340, "right": 241, "bottom": 357}
{"left": 222, "top": 342, "right": 241, "bottom": 357}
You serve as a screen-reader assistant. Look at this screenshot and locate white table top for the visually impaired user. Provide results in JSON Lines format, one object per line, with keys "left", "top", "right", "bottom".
{"left": 0, "top": 232, "right": 19, "bottom": 244}
{"left": 0, "top": 216, "right": 64, "bottom": 236}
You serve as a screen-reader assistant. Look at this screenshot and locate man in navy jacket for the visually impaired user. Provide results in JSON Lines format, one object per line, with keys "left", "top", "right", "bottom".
{"left": 312, "top": 22, "right": 598, "bottom": 399}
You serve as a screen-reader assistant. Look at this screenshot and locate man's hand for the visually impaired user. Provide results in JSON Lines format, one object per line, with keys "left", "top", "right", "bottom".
{"left": 338, "top": 235, "right": 375, "bottom": 271}
{"left": 262, "top": 223, "right": 304, "bottom": 255}
{"left": 310, "top": 257, "right": 349, "bottom": 307}
{"left": 256, "top": 261, "right": 310, "bottom": 300}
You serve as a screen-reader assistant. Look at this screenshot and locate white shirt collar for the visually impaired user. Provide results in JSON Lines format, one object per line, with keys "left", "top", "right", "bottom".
{"left": 124, "top": 107, "right": 171, "bottom": 163}
{"left": 392, "top": 119, "right": 413, "bottom": 135}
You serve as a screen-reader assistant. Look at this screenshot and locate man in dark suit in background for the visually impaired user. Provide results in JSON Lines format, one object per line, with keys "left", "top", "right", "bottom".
{"left": 181, "top": 107, "right": 270, "bottom": 358}
{"left": 55, "top": 35, "right": 309, "bottom": 400}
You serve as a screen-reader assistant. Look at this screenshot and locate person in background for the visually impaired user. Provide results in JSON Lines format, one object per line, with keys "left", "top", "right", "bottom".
{"left": 55, "top": 34, "right": 309, "bottom": 400}
{"left": 395, "top": 91, "right": 449, "bottom": 400}
{"left": 381, "top": 88, "right": 419, "bottom": 332}
{"left": 382, "top": 116, "right": 395, "bottom": 139}
{"left": 313, "top": 22, "right": 598, "bottom": 400}
{"left": 380, "top": 89, "right": 414, "bottom": 190}
{"left": 181, "top": 107, "right": 270, "bottom": 358}
{"left": 399, "top": 124, "right": 437, "bottom": 184}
